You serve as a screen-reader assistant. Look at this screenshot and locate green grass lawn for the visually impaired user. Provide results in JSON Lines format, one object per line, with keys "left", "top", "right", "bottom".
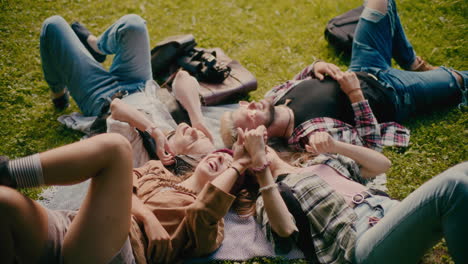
{"left": 0, "top": 0, "right": 466, "bottom": 263}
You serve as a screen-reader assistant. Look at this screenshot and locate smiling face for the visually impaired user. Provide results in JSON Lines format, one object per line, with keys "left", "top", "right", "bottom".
{"left": 232, "top": 99, "right": 275, "bottom": 130}
{"left": 168, "top": 123, "right": 215, "bottom": 155}
{"left": 194, "top": 151, "right": 234, "bottom": 182}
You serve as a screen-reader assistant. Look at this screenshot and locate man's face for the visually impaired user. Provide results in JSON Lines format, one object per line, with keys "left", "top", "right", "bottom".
{"left": 232, "top": 99, "right": 275, "bottom": 130}
{"left": 169, "top": 123, "right": 215, "bottom": 155}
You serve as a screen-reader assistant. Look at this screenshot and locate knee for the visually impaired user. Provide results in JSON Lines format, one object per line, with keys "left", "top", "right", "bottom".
{"left": 41, "top": 15, "right": 68, "bottom": 37}
{"left": 96, "top": 133, "right": 132, "bottom": 160}
{"left": 119, "top": 14, "right": 147, "bottom": 35}
{"left": 439, "top": 162, "right": 468, "bottom": 197}
{"left": 95, "top": 134, "right": 133, "bottom": 171}
{"left": 366, "top": 0, "right": 388, "bottom": 15}
{"left": 0, "top": 186, "right": 23, "bottom": 214}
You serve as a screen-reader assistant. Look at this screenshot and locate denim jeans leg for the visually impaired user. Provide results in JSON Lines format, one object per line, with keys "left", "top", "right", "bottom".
{"left": 97, "top": 14, "right": 152, "bottom": 84}
{"left": 40, "top": 16, "right": 118, "bottom": 116}
{"left": 349, "top": 0, "right": 416, "bottom": 71}
{"left": 377, "top": 67, "right": 464, "bottom": 121}
{"left": 354, "top": 162, "right": 468, "bottom": 264}
{"left": 349, "top": 6, "right": 391, "bottom": 71}
{"left": 388, "top": 0, "right": 417, "bottom": 70}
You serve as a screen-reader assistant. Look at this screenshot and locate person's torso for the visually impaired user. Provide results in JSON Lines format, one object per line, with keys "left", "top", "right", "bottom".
{"left": 298, "top": 164, "right": 367, "bottom": 206}
{"left": 275, "top": 74, "right": 396, "bottom": 127}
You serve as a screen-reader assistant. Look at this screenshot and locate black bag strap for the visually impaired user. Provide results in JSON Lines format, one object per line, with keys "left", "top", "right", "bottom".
{"left": 276, "top": 179, "right": 320, "bottom": 263}
{"left": 136, "top": 129, "right": 158, "bottom": 160}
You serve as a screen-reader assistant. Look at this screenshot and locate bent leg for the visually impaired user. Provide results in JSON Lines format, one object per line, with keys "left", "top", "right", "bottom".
{"left": 0, "top": 187, "right": 49, "bottom": 263}
{"left": 40, "top": 16, "right": 118, "bottom": 116}
{"left": 386, "top": 0, "right": 418, "bottom": 69}
{"left": 350, "top": 0, "right": 416, "bottom": 71}
{"left": 354, "top": 162, "right": 468, "bottom": 264}
{"left": 37, "top": 134, "right": 134, "bottom": 263}
{"left": 1, "top": 134, "right": 133, "bottom": 263}
{"left": 97, "top": 14, "right": 152, "bottom": 83}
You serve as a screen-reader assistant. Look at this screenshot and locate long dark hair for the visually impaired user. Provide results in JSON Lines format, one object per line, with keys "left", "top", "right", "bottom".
{"left": 231, "top": 169, "right": 259, "bottom": 216}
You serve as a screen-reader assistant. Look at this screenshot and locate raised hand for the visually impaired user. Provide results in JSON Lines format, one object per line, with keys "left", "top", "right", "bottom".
{"left": 143, "top": 214, "right": 172, "bottom": 263}
{"left": 305, "top": 132, "right": 337, "bottom": 155}
{"left": 232, "top": 128, "right": 251, "bottom": 167}
{"left": 151, "top": 127, "right": 175, "bottom": 165}
{"left": 335, "top": 70, "right": 361, "bottom": 93}
{"left": 313, "top": 61, "right": 341, "bottom": 80}
{"left": 243, "top": 126, "right": 268, "bottom": 167}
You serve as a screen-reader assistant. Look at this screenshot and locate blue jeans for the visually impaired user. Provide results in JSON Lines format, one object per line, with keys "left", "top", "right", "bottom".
{"left": 40, "top": 14, "right": 152, "bottom": 116}
{"left": 353, "top": 162, "right": 468, "bottom": 264}
{"left": 349, "top": 0, "right": 467, "bottom": 122}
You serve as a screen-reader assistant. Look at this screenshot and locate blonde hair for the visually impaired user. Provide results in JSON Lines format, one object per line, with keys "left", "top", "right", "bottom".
{"left": 220, "top": 111, "right": 238, "bottom": 148}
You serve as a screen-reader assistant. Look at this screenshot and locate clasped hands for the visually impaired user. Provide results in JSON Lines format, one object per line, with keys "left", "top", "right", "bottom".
{"left": 232, "top": 126, "right": 338, "bottom": 169}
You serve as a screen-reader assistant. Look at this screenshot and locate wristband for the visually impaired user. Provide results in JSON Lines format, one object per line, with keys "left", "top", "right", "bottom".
{"left": 251, "top": 160, "right": 271, "bottom": 172}
{"left": 259, "top": 183, "right": 277, "bottom": 193}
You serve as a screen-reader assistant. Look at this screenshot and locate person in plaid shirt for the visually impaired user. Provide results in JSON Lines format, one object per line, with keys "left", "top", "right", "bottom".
{"left": 221, "top": 0, "right": 467, "bottom": 152}
{"left": 221, "top": 67, "right": 410, "bottom": 152}
{"left": 239, "top": 125, "right": 467, "bottom": 264}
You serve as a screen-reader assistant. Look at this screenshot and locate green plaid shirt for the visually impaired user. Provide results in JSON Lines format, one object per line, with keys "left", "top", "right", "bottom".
{"left": 256, "top": 155, "right": 360, "bottom": 263}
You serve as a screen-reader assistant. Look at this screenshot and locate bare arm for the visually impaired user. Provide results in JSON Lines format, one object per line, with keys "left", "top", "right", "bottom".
{"left": 306, "top": 132, "right": 391, "bottom": 179}
{"left": 255, "top": 167, "right": 298, "bottom": 237}
{"left": 244, "top": 126, "right": 298, "bottom": 237}
{"left": 172, "top": 71, "right": 214, "bottom": 142}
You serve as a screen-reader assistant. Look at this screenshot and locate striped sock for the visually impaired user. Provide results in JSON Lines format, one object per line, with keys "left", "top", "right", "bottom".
{"left": 8, "top": 154, "right": 44, "bottom": 188}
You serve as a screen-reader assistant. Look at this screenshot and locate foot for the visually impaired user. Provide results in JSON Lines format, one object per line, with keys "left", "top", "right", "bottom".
{"left": 52, "top": 92, "right": 69, "bottom": 111}
{"left": 0, "top": 156, "right": 16, "bottom": 188}
{"left": 410, "top": 56, "right": 438, "bottom": 72}
{"left": 71, "top": 22, "right": 107, "bottom": 63}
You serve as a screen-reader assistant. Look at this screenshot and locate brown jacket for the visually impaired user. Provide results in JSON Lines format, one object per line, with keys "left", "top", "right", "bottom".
{"left": 129, "top": 160, "right": 235, "bottom": 264}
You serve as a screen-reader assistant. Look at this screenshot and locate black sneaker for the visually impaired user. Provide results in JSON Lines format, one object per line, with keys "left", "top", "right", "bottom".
{"left": 0, "top": 156, "right": 16, "bottom": 188}
{"left": 52, "top": 92, "right": 70, "bottom": 111}
{"left": 71, "top": 21, "right": 107, "bottom": 63}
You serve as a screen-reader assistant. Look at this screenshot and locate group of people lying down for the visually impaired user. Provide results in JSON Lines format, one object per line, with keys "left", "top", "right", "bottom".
{"left": 1, "top": 0, "right": 467, "bottom": 263}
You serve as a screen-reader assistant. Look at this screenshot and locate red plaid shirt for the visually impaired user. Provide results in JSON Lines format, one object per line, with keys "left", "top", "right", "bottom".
{"left": 266, "top": 62, "right": 410, "bottom": 152}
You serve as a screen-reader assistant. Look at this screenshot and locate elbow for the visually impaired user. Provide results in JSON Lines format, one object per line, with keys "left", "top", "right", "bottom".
{"left": 109, "top": 98, "right": 124, "bottom": 120}
{"left": 274, "top": 224, "right": 297, "bottom": 238}
{"left": 377, "top": 156, "right": 391, "bottom": 175}
{"left": 362, "top": 157, "right": 391, "bottom": 179}
{"left": 383, "top": 158, "right": 392, "bottom": 172}
{"left": 110, "top": 98, "right": 122, "bottom": 113}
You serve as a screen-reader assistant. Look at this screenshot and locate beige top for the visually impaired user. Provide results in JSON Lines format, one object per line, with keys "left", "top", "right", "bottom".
{"left": 129, "top": 160, "right": 235, "bottom": 264}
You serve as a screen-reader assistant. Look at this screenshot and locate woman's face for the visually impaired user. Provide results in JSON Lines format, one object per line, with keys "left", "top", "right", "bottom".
{"left": 169, "top": 123, "right": 215, "bottom": 155}
{"left": 195, "top": 152, "right": 233, "bottom": 182}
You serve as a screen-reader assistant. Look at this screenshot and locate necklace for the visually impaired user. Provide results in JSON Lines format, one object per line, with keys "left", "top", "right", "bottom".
{"left": 282, "top": 106, "right": 292, "bottom": 138}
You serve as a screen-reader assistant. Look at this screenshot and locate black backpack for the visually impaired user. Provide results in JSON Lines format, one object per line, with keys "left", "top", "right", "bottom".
{"left": 324, "top": 5, "right": 364, "bottom": 56}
